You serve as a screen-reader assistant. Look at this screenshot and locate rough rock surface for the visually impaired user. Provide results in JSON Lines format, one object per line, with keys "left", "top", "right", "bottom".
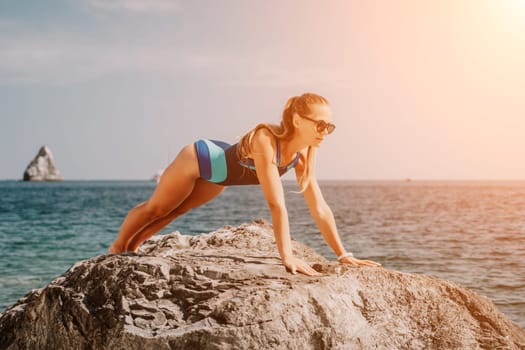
{"left": 0, "top": 220, "right": 524, "bottom": 349}
{"left": 22, "top": 145, "right": 64, "bottom": 181}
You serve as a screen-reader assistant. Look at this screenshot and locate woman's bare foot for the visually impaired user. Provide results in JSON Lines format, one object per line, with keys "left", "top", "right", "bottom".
{"left": 108, "top": 243, "right": 125, "bottom": 254}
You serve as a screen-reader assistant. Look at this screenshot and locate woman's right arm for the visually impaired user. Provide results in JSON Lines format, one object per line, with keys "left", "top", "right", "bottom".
{"left": 250, "top": 129, "right": 320, "bottom": 276}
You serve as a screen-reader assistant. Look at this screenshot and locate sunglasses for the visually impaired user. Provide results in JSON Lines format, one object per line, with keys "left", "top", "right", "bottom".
{"left": 300, "top": 115, "right": 336, "bottom": 134}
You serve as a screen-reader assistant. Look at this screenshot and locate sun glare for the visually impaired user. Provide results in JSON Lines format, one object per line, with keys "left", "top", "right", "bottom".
{"left": 494, "top": 0, "right": 525, "bottom": 30}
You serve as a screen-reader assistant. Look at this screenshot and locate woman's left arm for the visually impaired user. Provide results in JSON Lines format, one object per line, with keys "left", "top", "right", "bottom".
{"left": 296, "top": 151, "right": 381, "bottom": 267}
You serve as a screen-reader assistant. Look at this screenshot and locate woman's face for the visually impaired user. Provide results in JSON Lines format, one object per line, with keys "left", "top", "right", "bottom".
{"left": 295, "top": 104, "right": 334, "bottom": 147}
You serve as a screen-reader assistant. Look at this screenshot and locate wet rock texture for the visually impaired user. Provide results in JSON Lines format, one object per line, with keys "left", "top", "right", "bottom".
{"left": 1, "top": 221, "right": 524, "bottom": 349}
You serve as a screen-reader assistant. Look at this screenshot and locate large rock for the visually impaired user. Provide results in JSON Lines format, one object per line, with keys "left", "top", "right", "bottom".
{"left": 0, "top": 221, "right": 524, "bottom": 349}
{"left": 22, "top": 145, "right": 64, "bottom": 181}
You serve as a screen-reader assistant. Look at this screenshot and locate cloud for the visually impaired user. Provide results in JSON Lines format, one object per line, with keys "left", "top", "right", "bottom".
{"left": 83, "top": 0, "right": 181, "bottom": 14}
{"left": 0, "top": 2, "right": 350, "bottom": 88}
{"left": 0, "top": 32, "right": 248, "bottom": 85}
{"left": 0, "top": 19, "right": 349, "bottom": 88}
{"left": 0, "top": 34, "right": 350, "bottom": 88}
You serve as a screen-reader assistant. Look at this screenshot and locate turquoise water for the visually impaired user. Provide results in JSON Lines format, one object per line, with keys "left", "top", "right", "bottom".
{"left": 0, "top": 180, "right": 524, "bottom": 329}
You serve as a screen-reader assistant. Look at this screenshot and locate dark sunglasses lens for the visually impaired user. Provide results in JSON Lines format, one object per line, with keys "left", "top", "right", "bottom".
{"left": 316, "top": 121, "right": 327, "bottom": 133}
{"left": 316, "top": 121, "right": 336, "bottom": 134}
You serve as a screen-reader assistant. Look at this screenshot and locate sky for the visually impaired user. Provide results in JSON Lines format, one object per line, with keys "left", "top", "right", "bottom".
{"left": 1, "top": 0, "right": 524, "bottom": 180}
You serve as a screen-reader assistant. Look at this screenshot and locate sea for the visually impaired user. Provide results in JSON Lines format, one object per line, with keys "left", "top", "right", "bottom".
{"left": 0, "top": 180, "right": 524, "bottom": 329}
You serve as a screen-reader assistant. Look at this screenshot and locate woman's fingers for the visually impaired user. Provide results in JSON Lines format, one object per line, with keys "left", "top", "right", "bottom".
{"left": 299, "top": 259, "right": 322, "bottom": 276}
{"left": 284, "top": 257, "right": 322, "bottom": 276}
{"left": 298, "top": 263, "right": 322, "bottom": 276}
{"left": 340, "top": 256, "right": 382, "bottom": 267}
{"left": 300, "top": 268, "right": 321, "bottom": 276}
{"left": 356, "top": 259, "right": 381, "bottom": 267}
{"left": 285, "top": 256, "right": 382, "bottom": 276}
{"left": 354, "top": 259, "right": 374, "bottom": 266}
{"left": 360, "top": 259, "right": 381, "bottom": 267}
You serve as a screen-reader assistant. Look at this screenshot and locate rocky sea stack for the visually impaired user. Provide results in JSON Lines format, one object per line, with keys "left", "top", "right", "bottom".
{"left": 22, "top": 145, "right": 64, "bottom": 181}
{"left": 0, "top": 221, "right": 523, "bottom": 349}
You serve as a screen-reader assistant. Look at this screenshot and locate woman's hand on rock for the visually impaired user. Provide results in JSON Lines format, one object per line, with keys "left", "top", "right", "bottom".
{"left": 339, "top": 256, "right": 382, "bottom": 267}
{"left": 282, "top": 256, "right": 322, "bottom": 276}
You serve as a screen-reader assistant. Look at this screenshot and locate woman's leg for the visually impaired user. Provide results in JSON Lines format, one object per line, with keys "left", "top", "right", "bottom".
{"left": 108, "top": 144, "right": 201, "bottom": 253}
{"left": 125, "top": 178, "right": 225, "bottom": 252}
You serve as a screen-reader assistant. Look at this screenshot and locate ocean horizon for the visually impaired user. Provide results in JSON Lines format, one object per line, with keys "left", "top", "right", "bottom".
{"left": 0, "top": 179, "right": 523, "bottom": 329}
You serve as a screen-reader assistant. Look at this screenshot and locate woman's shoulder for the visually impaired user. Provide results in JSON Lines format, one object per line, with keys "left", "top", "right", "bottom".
{"left": 250, "top": 127, "right": 276, "bottom": 152}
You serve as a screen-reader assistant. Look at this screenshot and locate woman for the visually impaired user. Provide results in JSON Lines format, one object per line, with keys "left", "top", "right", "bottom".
{"left": 109, "top": 93, "right": 381, "bottom": 276}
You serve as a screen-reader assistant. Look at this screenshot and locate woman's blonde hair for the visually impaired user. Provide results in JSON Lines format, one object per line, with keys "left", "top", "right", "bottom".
{"left": 236, "top": 92, "right": 329, "bottom": 192}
